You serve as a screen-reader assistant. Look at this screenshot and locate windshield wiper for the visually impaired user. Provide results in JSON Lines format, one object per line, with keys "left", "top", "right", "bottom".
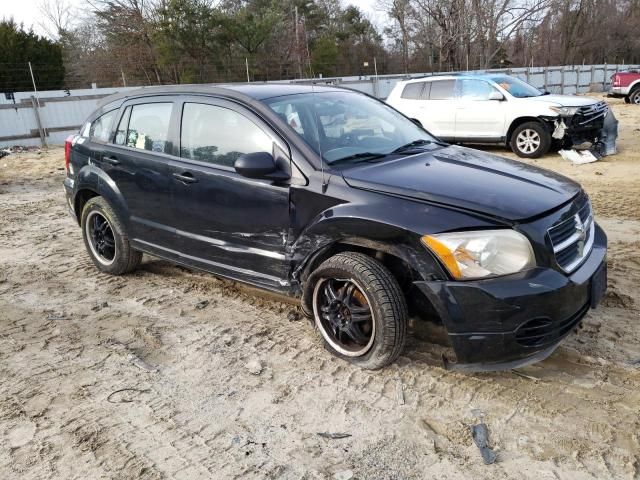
{"left": 391, "top": 139, "right": 433, "bottom": 153}
{"left": 328, "top": 152, "right": 388, "bottom": 165}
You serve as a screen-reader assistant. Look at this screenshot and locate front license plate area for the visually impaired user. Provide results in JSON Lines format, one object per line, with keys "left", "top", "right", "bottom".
{"left": 590, "top": 262, "right": 607, "bottom": 308}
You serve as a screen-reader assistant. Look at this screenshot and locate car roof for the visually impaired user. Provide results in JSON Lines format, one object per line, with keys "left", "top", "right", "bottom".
{"left": 401, "top": 73, "right": 509, "bottom": 84}
{"left": 96, "top": 83, "right": 349, "bottom": 109}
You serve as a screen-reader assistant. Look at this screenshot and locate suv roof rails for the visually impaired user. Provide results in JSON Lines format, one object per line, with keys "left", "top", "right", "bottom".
{"left": 403, "top": 71, "right": 502, "bottom": 81}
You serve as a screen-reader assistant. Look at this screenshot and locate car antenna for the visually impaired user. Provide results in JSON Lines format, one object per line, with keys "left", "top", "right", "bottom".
{"left": 311, "top": 82, "right": 328, "bottom": 193}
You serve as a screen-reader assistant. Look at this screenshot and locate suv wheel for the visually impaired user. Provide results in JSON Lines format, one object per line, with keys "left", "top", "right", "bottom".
{"left": 510, "top": 121, "right": 551, "bottom": 158}
{"left": 81, "top": 197, "right": 142, "bottom": 275}
{"left": 308, "top": 252, "right": 407, "bottom": 369}
{"left": 630, "top": 89, "right": 640, "bottom": 105}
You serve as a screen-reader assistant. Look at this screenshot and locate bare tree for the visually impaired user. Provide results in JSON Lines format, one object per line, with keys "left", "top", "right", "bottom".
{"left": 377, "top": 0, "right": 413, "bottom": 73}
{"left": 39, "top": 0, "right": 74, "bottom": 38}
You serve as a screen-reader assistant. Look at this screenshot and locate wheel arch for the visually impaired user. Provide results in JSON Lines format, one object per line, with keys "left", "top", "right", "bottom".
{"left": 73, "top": 164, "right": 130, "bottom": 226}
{"left": 506, "top": 116, "right": 550, "bottom": 145}
{"left": 294, "top": 221, "right": 448, "bottom": 318}
{"left": 628, "top": 79, "right": 640, "bottom": 93}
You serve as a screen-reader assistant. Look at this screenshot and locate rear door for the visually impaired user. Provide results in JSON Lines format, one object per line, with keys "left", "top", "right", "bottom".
{"left": 414, "top": 80, "right": 457, "bottom": 140}
{"left": 99, "top": 98, "right": 178, "bottom": 251}
{"left": 454, "top": 79, "right": 507, "bottom": 141}
{"left": 167, "top": 97, "right": 292, "bottom": 288}
{"left": 392, "top": 81, "right": 426, "bottom": 120}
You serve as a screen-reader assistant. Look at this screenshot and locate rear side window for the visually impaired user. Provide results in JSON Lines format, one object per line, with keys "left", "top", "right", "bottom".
{"left": 401, "top": 82, "right": 425, "bottom": 99}
{"left": 180, "top": 103, "right": 273, "bottom": 168}
{"left": 89, "top": 110, "right": 117, "bottom": 142}
{"left": 124, "top": 103, "right": 172, "bottom": 153}
{"left": 428, "top": 80, "right": 455, "bottom": 100}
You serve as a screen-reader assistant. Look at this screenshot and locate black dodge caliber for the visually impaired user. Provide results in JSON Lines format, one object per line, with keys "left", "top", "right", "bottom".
{"left": 63, "top": 84, "right": 607, "bottom": 370}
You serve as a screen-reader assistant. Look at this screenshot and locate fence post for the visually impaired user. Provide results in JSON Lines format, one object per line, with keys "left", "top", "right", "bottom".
{"left": 560, "top": 67, "right": 565, "bottom": 94}
{"left": 30, "top": 96, "right": 46, "bottom": 148}
{"left": 544, "top": 67, "right": 548, "bottom": 92}
{"left": 590, "top": 65, "right": 595, "bottom": 89}
{"left": 603, "top": 62, "right": 607, "bottom": 91}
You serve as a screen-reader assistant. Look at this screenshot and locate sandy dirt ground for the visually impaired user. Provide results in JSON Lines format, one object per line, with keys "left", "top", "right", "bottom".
{"left": 1, "top": 96, "right": 639, "bottom": 480}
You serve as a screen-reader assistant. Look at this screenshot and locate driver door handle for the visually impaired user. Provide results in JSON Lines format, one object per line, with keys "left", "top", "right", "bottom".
{"left": 103, "top": 155, "right": 120, "bottom": 165}
{"left": 172, "top": 172, "right": 198, "bottom": 184}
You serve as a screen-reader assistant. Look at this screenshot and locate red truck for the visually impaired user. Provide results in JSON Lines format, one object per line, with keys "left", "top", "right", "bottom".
{"left": 609, "top": 70, "right": 640, "bottom": 104}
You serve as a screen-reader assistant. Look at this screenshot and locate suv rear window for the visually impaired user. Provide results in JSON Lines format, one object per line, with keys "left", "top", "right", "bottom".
{"left": 428, "top": 80, "right": 455, "bottom": 100}
{"left": 401, "top": 82, "right": 425, "bottom": 99}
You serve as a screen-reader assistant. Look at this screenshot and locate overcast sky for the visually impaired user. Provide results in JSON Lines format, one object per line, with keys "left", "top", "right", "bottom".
{"left": 3, "top": 0, "right": 389, "bottom": 38}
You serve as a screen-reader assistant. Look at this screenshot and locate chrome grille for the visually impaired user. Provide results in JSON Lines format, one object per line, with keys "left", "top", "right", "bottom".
{"left": 575, "top": 101, "right": 608, "bottom": 125}
{"left": 548, "top": 200, "right": 594, "bottom": 273}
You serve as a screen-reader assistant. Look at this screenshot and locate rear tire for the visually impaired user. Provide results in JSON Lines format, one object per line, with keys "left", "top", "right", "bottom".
{"left": 630, "top": 89, "right": 640, "bottom": 105}
{"left": 307, "top": 252, "right": 407, "bottom": 370}
{"left": 510, "top": 121, "right": 551, "bottom": 158}
{"left": 81, "top": 197, "right": 142, "bottom": 275}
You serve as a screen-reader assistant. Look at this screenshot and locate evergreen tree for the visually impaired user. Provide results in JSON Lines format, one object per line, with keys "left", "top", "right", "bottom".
{"left": 0, "top": 19, "right": 65, "bottom": 92}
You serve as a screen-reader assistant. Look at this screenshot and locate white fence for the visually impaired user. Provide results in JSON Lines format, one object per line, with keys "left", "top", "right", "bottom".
{"left": 0, "top": 86, "right": 138, "bottom": 148}
{"left": 1, "top": 64, "right": 637, "bottom": 148}
{"left": 294, "top": 64, "right": 639, "bottom": 99}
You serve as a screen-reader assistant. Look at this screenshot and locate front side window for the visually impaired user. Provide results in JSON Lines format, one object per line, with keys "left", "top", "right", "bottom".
{"left": 89, "top": 109, "right": 117, "bottom": 142}
{"left": 489, "top": 75, "right": 543, "bottom": 98}
{"left": 180, "top": 103, "right": 273, "bottom": 167}
{"left": 264, "top": 91, "right": 438, "bottom": 166}
{"left": 428, "top": 80, "right": 455, "bottom": 100}
{"left": 457, "top": 79, "right": 497, "bottom": 100}
{"left": 125, "top": 103, "right": 172, "bottom": 153}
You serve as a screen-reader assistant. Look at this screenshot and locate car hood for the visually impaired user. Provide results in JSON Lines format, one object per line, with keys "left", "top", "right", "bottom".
{"left": 523, "top": 94, "right": 599, "bottom": 107}
{"left": 341, "top": 145, "right": 581, "bottom": 222}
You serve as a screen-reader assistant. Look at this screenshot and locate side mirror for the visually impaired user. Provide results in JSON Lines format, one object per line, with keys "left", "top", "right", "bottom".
{"left": 489, "top": 91, "right": 505, "bottom": 101}
{"left": 234, "top": 152, "right": 289, "bottom": 180}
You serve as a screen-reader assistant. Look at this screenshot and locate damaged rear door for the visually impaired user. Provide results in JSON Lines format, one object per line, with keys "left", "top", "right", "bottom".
{"left": 168, "top": 97, "right": 292, "bottom": 289}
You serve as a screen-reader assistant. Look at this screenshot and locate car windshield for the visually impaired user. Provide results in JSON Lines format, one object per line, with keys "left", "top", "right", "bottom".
{"left": 263, "top": 91, "right": 438, "bottom": 166}
{"left": 489, "top": 75, "right": 544, "bottom": 98}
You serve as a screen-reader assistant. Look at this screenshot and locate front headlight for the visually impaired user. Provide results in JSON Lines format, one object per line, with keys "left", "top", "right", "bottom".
{"left": 421, "top": 230, "right": 535, "bottom": 280}
{"left": 550, "top": 106, "right": 579, "bottom": 116}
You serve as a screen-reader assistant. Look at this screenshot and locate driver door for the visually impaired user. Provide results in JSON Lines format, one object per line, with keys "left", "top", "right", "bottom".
{"left": 167, "top": 98, "right": 292, "bottom": 288}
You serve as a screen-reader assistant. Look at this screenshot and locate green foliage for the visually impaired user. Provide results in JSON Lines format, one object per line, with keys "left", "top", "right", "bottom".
{"left": 0, "top": 19, "right": 65, "bottom": 92}
{"left": 311, "top": 35, "right": 339, "bottom": 76}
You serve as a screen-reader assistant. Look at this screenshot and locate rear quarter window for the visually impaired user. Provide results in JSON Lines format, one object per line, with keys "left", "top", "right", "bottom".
{"left": 88, "top": 110, "right": 117, "bottom": 142}
{"left": 401, "top": 82, "right": 425, "bottom": 99}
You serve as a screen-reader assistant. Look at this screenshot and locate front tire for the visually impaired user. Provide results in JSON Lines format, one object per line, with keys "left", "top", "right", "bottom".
{"left": 81, "top": 197, "right": 142, "bottom": 275}
{"left": 629, "top": 89, "right": 640, "bottom": 105}
{"left": 307, "top": 252, "right": 407, "bottom": 369}
{"left": 510, "top": 121, "right": 551, "bottom": 158}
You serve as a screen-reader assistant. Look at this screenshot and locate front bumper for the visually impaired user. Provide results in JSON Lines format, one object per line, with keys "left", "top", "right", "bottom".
{"left": 608, "top": 86, "right": 628, "bottom": 97}
{"left": 415, "top": 224, "right": 607, "bottom": 371}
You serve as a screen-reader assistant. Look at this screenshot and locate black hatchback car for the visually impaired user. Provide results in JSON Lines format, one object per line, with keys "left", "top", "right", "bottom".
{"left": 63, "top": 84, "right": 607, "bottom": 370}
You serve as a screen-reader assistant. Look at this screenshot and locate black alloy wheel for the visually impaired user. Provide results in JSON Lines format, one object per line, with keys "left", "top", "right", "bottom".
{"left": 314, "top": 278, "right": 375, "bottom": 356}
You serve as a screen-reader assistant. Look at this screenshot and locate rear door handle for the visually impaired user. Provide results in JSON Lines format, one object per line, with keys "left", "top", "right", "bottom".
{"left": 172, "top": 172, "right": 198, "bottom": 184}
{"left": 103, "top": 155, "right": 120, "bottom": 166}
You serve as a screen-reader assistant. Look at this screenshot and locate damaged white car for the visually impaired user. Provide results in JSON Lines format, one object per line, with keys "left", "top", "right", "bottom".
{"left": 387, "top": 74, "right": 617, "bottom": 158}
